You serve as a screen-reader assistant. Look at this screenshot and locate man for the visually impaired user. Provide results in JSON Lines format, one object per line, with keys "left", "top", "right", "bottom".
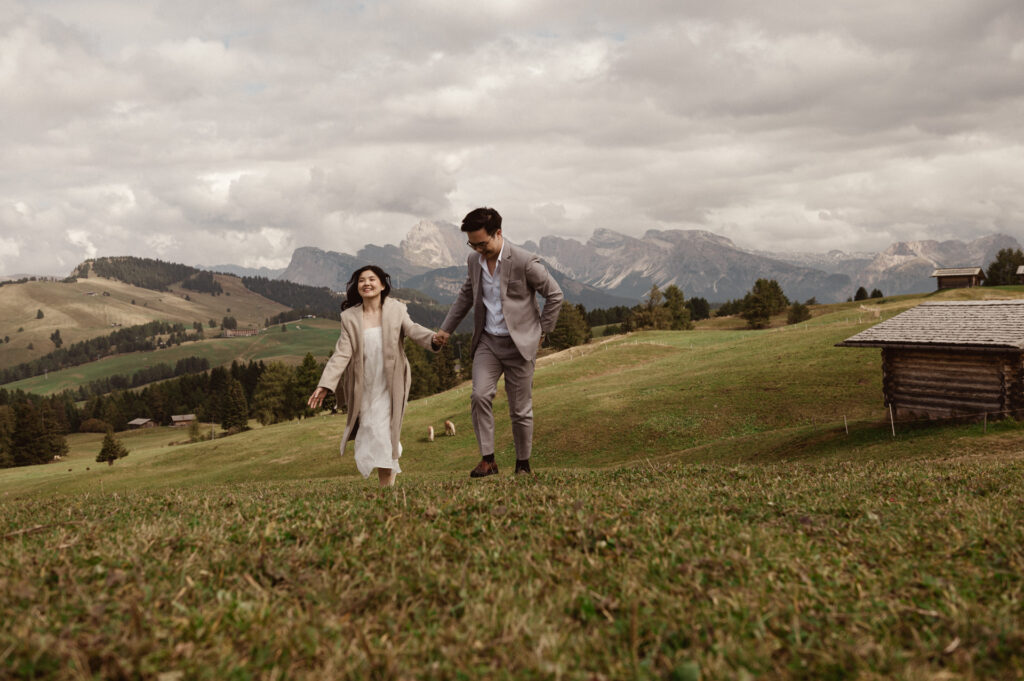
{"left": 434, "top": 208, "right": 563, "bottom": 477}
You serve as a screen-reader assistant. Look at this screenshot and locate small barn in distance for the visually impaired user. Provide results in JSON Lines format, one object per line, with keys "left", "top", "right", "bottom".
{"left": 837, "top": 300, "right": 1024, "bottom": 421}
{"left": 930, "top": 267, "right": 984, "bottom": 290}
{"left": 171, "top": 414, "right": 196, "bottom": 427}
{"left": 127, "top": 418, "right": 154, "bottom": 429}
{"left": 1017, "top": 265, "right": 1024, "bottom": 284}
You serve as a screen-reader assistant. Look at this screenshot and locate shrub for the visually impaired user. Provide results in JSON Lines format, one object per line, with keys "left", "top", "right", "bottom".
{"left": 80, "top": 418, "right": 112, "bottom": 433}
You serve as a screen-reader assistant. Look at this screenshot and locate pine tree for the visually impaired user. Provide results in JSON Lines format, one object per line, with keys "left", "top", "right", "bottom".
{"left": 741, "top": 279, "right": 789, "bottom": 329}
{"left": 548, "top": 303, "right": 590, "bottom": 349}
{"left": 663, "top": 285, "right": 692, "bottom": 330}
{"left": 787, "top": 302, "right": 812, "bottom": 325}
{"left": 253, "top": 362, "right": 295, "bottom": 425}
{"left": 294, "top": 353, "right": 322, "bottom": 417}
{"left": 432, "top": 343, "right": 459, "bottom": 391}
{"left": 96, "top": 429, "right": 129, "bottom": 466}
{"left": 0, "top": 405, "right": 16, "bottom": 468}
{"left": 221, "top": 378, "right": 250, "bottom": 431}
{"left": 854, "top": 286, "right": 869, "bottom": 301}
{"left": 406, "top": 339, "right": 438, "bottom": 400}
{"left": 984, "top": 248, "right": 1024, "bottom": 286}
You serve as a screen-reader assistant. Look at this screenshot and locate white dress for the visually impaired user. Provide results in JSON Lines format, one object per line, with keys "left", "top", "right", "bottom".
{"left": 353, "top": 327, "right": 401, "bottom": 478}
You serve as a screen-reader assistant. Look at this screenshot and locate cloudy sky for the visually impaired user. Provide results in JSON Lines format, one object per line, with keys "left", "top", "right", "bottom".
{"left": 2, "top": 0, "right": 1023, "bottom": 276}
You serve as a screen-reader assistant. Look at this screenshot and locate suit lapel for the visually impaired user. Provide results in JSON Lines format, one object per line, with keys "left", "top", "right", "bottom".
{"left": 500, "top": 242, "right": 512, "bottom": 294}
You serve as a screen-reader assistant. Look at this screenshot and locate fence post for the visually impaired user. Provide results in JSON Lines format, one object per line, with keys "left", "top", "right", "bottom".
{"left": 889, "top": 404, "right": 896, "bottom": 438}
{"left": 844, "top": 415, "right": 848, "bottom": 435}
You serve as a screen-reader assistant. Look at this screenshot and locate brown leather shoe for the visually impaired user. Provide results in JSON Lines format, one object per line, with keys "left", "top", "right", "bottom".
{"left": 470, "top": 460, "right": 499, "bottom": 478}
{"left": 514, "top": 459, "right": 531, "bottom": 475}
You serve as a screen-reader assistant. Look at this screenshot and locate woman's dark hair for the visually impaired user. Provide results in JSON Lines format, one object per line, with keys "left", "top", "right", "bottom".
{"left": 461, "top": 207, "right": 502, "bottom": 235}
{"left": 342, "top": 265, "right": 392, "bottom": 310}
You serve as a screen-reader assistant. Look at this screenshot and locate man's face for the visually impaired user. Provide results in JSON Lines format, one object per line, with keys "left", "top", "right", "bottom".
{"left": 466, "top": 227, "right": 502, "bottom": 259}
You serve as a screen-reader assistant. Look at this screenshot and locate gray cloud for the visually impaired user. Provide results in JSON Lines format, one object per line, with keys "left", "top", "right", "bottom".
{"left": 1, "top": 0, "right": 1023, "bottom": 276}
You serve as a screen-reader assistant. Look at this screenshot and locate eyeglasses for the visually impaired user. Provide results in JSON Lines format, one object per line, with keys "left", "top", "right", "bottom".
{"left": 466, "top": 235, "right": 494, "bottom": 251}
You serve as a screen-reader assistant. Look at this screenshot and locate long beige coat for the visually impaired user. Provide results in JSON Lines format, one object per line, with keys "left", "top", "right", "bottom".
{"left": 317, "top": 298, "right": 435, "bottom": 460}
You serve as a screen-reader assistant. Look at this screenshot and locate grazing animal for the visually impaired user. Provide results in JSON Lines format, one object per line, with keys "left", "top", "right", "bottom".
{"left": 428, "top": 425, "right": 435, "bottom": 442}
{"left": 444, "top": 419, "right": 456, "bottom": 436}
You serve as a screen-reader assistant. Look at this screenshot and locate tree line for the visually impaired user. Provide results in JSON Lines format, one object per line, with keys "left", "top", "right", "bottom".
{"left": 78, "top": 256, "right": 200, "bottom": 291}
{"left": 0, "top": 321, "right": 202, "bottom": 385}
{"left": 67, "top": 356, "right": 211, "bottom": 401}
{"left": 181, "top": 270, "right": 224, "bottom": 295}
{"left": 0, "top": 330, "right": 481, "bottom": 468}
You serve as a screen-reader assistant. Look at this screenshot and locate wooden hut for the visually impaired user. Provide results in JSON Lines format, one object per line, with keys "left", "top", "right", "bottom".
{"left": 836, "top": 300, "right": 1024, "bottom": 421}
{"left": 930, "top": 267, "right": 984, "bottom": 290}
{"left": 171, "top": 414, "right": 196, "bottom": 427}
{"left": 1016, "top": 265, "right": 1024, "bottom": 284}
{"left": 127, "top": 418, "right": 154, "bottom": 429}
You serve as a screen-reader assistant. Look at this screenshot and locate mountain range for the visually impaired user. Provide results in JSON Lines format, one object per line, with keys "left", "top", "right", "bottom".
{"left": 253, "top": 221, "right": 1019, "bottom": 306}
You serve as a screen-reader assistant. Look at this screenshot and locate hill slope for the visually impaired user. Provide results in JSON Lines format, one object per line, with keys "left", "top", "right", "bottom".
{"left": 0, "top": 272, "right": 290, "bottom": 372}
{"left": 3, "top": 289, "right": 1024, "bottom": 679}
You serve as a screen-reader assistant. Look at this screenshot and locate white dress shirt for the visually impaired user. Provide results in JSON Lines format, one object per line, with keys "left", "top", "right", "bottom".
{"left": 479, "top": 241, "right": 510, "bottom": 336}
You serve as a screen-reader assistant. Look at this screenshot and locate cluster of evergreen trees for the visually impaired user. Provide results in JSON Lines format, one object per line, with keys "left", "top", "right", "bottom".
{"left": 984, "top": 248, "right": 1024, "bottom": 286}
{"left": 0, "top": 391, "right": 75, "bottom": 467}
{"left": 68, "top": 357, "right": 211, "bottom": 401}
{"left": 0, "top": 321, "right": 200, "bottom": 385}
{"left": 242, "top": 276, "right": 344, "bottom": 318}
{"left": 80, "top": 256, "right": 199, "bottom": 291}
{"left": 712, "top": 279, "right": 821, "bottom": 328}
{"left": 181, "top": 271, "right": 224, "bottom": 295}
{"left": 587, "top": 285, "right": 708, "bottom": 336}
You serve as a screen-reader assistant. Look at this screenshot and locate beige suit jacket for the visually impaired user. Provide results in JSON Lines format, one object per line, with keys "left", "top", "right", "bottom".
{"left": 317, "top": 298, "right": 435, "bottom": 460}
{"left": 440, "top": 242, "right": 563, "bottom": 362}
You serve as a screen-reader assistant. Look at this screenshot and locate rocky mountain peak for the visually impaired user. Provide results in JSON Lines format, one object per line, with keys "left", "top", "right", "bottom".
{"left": 400, "top": 220, "right": 463, "bottom": 269}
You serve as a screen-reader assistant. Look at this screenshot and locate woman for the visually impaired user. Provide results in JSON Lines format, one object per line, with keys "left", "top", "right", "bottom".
{"left": 308, "top": 265, "right": 440, "bottom": 487}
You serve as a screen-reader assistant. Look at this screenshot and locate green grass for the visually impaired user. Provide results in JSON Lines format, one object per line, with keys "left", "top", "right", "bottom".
{"left": 0, "top": 274, "right": 289, "bottom": 372}
{"left": 3, "top": 287, "right": 1024, "bottom": 679}
{"left": 7, "top": 320, "right": 340, "bottom": 395}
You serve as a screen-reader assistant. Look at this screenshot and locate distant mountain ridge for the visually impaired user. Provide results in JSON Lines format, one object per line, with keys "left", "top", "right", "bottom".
{"left": 245, "top": 222, "right": 1024, "bottom": 305}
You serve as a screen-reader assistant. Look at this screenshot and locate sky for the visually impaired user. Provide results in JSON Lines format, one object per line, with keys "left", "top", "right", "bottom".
{"left": 2, "top": 0, "right": 1023, "bottom": 276}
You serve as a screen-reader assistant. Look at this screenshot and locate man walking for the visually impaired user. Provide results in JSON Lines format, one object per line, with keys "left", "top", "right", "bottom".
{"left": 434, "top": 208, "right": 563, "bottom": 477}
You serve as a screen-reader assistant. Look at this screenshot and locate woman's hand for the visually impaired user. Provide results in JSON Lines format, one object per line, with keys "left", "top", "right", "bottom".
{"left": 308, "top": 387, "right": 330, "bottom": 410}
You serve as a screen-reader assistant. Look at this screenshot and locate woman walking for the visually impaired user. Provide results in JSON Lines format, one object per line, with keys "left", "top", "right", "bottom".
{"left": 308, "top": 265, "right": 439, "bottom": 487}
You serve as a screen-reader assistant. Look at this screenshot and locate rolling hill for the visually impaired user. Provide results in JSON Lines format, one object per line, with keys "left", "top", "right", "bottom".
{"left": 3, "top": 287, "right": 1024, "bottom": 679}
{"left": 0, "top": 271, "right": 290, "bottom": 371}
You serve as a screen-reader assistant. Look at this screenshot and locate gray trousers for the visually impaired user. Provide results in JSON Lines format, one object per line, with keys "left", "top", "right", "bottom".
{"left": 471, "top": 332, "right": 535, "bottom": 460}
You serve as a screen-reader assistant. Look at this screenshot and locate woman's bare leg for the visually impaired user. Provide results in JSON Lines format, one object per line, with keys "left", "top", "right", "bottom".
{"left": 377, "top": 468, "right": 395, "bottom": 487}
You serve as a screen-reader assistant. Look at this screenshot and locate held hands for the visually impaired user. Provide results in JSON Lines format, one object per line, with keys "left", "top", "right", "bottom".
{"left": 432, "top": 330, "right": 451, "bottom": 348}
{"left": 308, "top": 387, "right": 329, "bottom": 410}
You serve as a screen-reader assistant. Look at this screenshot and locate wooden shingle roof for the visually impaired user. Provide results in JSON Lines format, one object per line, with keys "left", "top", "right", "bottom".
{"left": 929, "top": 267, "right": 984, "bottom": 278}
{"left": 127, "top": 418, "right": 152, "bottom": 426}
{"left": 1017, "top": 265, "right": 1024, "bottom": 275}
{"left": 837, "top": 300, "right": 1024, "bottom": 350}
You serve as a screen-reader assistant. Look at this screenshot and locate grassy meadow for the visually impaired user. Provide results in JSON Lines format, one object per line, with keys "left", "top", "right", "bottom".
{"left": 0, "top": 274, "right": 289, "bottom": 371}
{"left": 3, "top": 289, "right": 1024, "bottom": 679}
{"left": 6, "top": 319, "right": 340, "bottom": 395}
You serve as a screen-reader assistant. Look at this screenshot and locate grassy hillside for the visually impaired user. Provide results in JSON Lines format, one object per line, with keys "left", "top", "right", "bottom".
{"left": 7, "top": 319, "right": 340, "bottom": 395}
{"left": 3, "top": 287, "right": 1024, "bottom": 679}
{"left": 0, "top": 273, "right": 289, "bottom": 371}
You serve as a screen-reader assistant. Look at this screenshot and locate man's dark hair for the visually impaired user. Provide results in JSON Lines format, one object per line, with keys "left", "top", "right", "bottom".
{"left": 461, "top": 207, "right": 502, "bottom": 235}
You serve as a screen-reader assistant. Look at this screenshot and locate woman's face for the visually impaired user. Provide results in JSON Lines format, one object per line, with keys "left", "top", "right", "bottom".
{"left": 357, "top": 270, "right": 383, "bottom": 302}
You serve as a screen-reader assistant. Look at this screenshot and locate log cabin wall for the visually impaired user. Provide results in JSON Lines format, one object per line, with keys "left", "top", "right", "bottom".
{"left": 881, "top": 347, "right": 1024, "bottom": 420}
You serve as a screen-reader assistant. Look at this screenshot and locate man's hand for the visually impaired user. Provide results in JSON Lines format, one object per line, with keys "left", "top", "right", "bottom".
{"left": 308, "top": 387, "right": 329, "bottom": 410}
{"left": 433, "top": 330, "right": 451, "bottom": 347}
